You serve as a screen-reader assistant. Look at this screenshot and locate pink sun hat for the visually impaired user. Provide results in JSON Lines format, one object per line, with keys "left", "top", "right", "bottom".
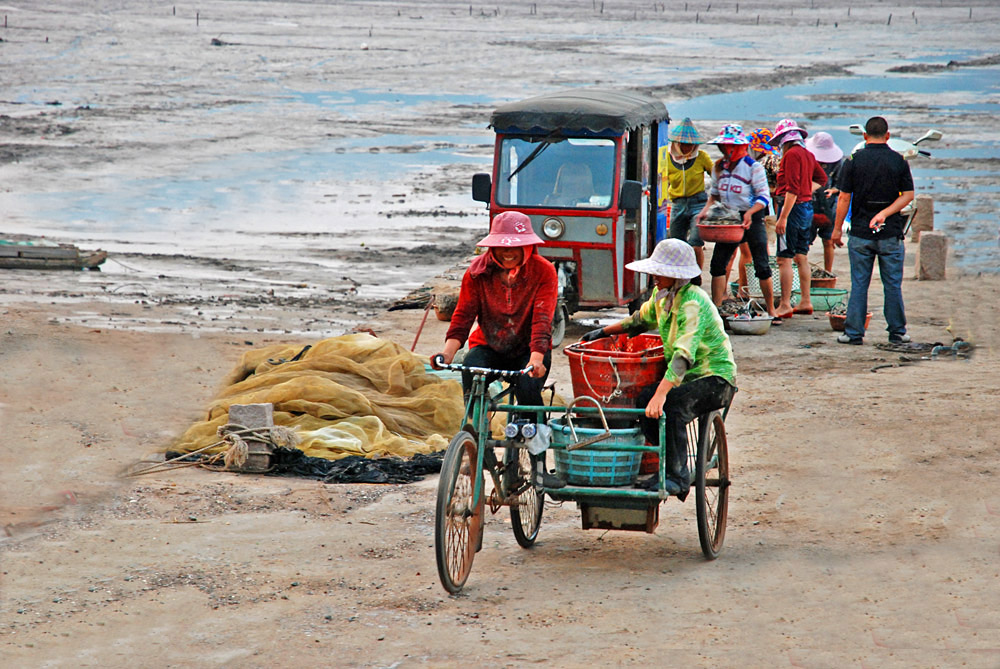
{"left": 768, "top": 118, "right": 809, "bottom": 146}
{"left": 477, "top": 211, "right": 544, "bottom": 247}
{"left": 805, "top": 131, "right": 845, "bottom": 163}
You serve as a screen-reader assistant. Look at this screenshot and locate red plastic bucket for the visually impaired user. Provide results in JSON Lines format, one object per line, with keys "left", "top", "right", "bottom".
{"left": 563, "top": 333, "right": 666, "bottom": 409}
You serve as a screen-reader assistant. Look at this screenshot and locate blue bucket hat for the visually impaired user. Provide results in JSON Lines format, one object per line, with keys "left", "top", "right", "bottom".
{"left": 667, "top": 117, "right": 703, "bottom": 144}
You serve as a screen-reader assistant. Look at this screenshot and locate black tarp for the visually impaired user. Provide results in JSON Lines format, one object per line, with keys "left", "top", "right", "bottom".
{"left": 163, "top": 448, "right": 444, "bottom": 484}
{"left": 490, "top": 88, "right": 669, "bottom": 135}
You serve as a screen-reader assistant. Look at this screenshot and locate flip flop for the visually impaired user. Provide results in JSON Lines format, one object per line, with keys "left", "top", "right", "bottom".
{"left": 775, "top": 311, "right": 794, "bottom": 320}
{"left": 793, "top": 306, "right": 814, "bottom": 315}
{"left": 771, "top": 316, "right": 783, "bottom": 325}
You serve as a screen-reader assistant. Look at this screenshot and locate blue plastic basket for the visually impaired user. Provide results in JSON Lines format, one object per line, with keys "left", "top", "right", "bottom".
{"left": 548, "top": 421, "right": 643, "bottom": 486}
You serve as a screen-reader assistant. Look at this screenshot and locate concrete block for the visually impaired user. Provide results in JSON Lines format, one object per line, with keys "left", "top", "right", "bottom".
{"left": 227, "top": 403, "right": 274, "bottom": 472}
{"left": 909, "top": 194, "right": 934, "bottom": 242}
{"left": 228, "top": 403, "right": 273, "bottom": 429}
{"left": 916, "top": 231, "right": 948, "bottom": 281}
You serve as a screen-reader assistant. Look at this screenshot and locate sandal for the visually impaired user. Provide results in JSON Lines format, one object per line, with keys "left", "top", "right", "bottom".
{"left": 770, "top": 316, "right": 783, "bottom": 325}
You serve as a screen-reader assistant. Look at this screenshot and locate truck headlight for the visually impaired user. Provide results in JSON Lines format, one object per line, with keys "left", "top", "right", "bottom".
{"left": 542, "top": 217, "right": 565, "bottom": 239}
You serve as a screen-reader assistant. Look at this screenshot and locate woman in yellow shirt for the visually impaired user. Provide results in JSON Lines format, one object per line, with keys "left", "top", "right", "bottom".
{"left": 665, "top": 117, "right": 714, "bottom": 270}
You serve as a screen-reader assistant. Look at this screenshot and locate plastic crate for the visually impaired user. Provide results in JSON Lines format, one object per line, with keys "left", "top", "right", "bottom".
{"left": 549, "top": 421, "right": 643, "bottom": 486}
{"left": 744, "top": 256, "right": 799, "bottom": 298}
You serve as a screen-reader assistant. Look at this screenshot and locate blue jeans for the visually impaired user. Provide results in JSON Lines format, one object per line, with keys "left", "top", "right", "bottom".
{"left": 669, "top": 192, "right": 708, "bottom": 247}
{"left": 846, "top": 235, "right": 907, "bottom": 340}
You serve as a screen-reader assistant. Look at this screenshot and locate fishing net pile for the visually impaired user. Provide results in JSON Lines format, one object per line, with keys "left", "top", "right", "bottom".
{"left": 171, "top": 334, "right": 465, "bottom": 464}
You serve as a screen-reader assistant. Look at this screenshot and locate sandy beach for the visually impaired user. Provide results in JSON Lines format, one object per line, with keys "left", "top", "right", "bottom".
{"left": 3, "top": 1, "right": 1000, "bottom": 666}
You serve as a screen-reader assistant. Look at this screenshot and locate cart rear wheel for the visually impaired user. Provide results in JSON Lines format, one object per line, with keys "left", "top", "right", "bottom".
{"left": 695, "top": 411, "right": 729, "bottom": 560}
{"left": 435, "top": 431, "right": 482, "bottom": 593}
{"left": 506, "top": 447, "right": 543, "bottom": 547}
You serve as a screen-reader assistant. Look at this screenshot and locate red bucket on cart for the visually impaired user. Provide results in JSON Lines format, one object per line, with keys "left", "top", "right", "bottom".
{"left": 564, "top": 333, "right": 666, "bottom": 409}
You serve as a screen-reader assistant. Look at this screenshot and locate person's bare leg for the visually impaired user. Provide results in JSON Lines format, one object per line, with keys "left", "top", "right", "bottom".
{"left": 823, "top": 239, "right": 835, "bottom": 274}
{"left": 724, "top": 248, "right": 737, "bottom": 284}
{"left": 776, "top": 256, "right": 794, "bottom": 315}
{"left": 711, "top": 275, "right": 727, "bottom": 306}
{"left": 759, "top": 277, "right": 777, "bottom": 318}
{"left": 694, "top": 245, "right": 705, "bottom": 269}
{"left": 736, "top": 243, "right": 750, "bottom": 297}
{"left": 795, "top": 253, "right": 812, "bottom": 311}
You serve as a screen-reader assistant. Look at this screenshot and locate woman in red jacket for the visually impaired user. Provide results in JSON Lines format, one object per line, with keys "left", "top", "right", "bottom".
{"left": 433, "top": 211, "right": 558, "bottom": 410}
{"left": 769, "top": 118, "right": 827, "bottom": 319}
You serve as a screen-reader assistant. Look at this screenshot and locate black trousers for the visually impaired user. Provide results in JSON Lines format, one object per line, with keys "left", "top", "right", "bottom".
{"left": 462, "top": 345, "right": 552, "bottom": 409}
{"left": 636, "top": 376, "right": 735, "bottom": 481}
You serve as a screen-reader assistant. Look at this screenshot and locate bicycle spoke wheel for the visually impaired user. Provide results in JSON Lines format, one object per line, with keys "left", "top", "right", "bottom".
{"left": 686, "top": 417, "right": 700, "bottom": 486}
{"left": 696, "top": 412, "right": 729, "bottom": 560}
{"left": 435, "top": 431, "right": 482, "bottom": 593}
{"left": 506, "top": 447, "right": 543, "bottom": 548}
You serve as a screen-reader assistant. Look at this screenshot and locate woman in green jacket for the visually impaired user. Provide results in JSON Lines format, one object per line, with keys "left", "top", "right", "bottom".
{"left": 580, "top": 239, "right": 737, "bottom": 497}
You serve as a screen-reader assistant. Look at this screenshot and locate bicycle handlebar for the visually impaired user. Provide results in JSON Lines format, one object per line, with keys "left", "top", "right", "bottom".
{"left": 431, "top": 355, "right": 533, "bottom": 380}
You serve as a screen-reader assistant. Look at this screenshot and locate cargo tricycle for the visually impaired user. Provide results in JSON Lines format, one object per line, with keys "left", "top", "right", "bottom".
{"left": 432, "top": 333, "right": 731, "bottom": 594}
{"left": 471, "top": 89, "right": 672, "bottom": 345}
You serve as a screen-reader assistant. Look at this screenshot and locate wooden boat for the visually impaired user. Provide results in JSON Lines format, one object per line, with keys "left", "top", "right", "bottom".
{"left": 0, "top": 238, "right": 107, "bottom": 270}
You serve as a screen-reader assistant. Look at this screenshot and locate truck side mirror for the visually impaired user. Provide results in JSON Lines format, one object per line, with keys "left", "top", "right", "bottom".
{"left": 472, "top": 173, "right": 492, "bottom": 203}
{"left": 619, "top": 180, "right": 643, "bottom": 211}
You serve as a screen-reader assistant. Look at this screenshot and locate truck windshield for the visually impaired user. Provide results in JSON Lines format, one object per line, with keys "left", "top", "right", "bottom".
{"left": 496, "top": 136, "right": 616, "bottom": 209}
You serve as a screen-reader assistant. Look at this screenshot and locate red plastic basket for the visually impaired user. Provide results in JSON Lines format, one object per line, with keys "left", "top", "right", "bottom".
{"left": 564, "top": 333, "right": 666, "bottom": 408}
{"left": 697, "top": 223, "right": 744, "bottom": 244}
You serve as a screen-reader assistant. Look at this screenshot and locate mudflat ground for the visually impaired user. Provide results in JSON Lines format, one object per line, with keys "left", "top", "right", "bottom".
{"left": 3, "top": 1, "right": 1000, "bottom": 666}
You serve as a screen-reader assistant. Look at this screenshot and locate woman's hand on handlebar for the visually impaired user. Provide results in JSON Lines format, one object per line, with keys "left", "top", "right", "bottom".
{"left": 432, "top": 339, "right": 462, "bottom": 369}
{"left": 527, "top": 351, "right": 546, "bottom": 379}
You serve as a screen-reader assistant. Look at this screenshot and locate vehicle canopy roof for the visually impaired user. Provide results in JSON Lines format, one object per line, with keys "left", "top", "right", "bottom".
{"left": 490, "top": 88, "right": 669, "bottom": 136}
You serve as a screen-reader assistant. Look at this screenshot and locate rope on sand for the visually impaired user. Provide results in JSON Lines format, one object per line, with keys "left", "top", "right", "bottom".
{"left": 126, "top": 424, "right": 301, "bottom": 477}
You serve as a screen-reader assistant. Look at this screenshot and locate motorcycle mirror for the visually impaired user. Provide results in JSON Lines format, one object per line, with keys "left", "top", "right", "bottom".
{"left": 848, "top": 124, "right": 864, "bottom": 136}
{"left": 913, "top": 129, "right": 943, "bottom": 145}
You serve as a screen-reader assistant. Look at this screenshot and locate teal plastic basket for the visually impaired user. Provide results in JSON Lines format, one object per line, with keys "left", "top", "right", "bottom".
{"left": 548, "top": 421, "right": 643, "bottom": 486}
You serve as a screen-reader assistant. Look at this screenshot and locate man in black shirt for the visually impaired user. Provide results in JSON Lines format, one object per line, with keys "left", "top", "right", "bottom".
{"left": 831, "top": 117, "right": 915, "bottom": 345}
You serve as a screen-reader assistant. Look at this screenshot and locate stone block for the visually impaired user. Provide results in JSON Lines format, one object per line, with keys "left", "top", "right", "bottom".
{"left": 916, "top": 231, "right": 948, "bottom": 281}
{"left": 227, "top": 403, "right": 274, "bottom": 472}
{"left": 909, "top": 195, "right": 934, "bottom": 242}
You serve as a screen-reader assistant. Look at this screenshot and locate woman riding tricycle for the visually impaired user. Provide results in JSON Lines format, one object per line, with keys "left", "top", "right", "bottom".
{"left": 432, "top": 236, "right": 737, "bottom": 593}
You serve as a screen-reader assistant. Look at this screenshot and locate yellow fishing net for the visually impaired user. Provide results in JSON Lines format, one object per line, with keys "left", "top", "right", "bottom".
{"left": 171, "top": 334, "right": 465, "bottom": 459}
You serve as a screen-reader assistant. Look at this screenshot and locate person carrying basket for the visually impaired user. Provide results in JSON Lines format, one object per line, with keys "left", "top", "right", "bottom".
{"left": 579, "top": 239, "right": 737, "bottom": 497}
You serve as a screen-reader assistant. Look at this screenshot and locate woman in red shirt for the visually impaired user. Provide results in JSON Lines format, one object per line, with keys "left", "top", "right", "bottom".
{"left": 433, "top": 211, "right": 559, "bottom": 409}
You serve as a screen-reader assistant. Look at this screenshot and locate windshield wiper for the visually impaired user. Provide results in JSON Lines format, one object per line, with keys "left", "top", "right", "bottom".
{"left": 507, "top": 132, "right": 561, "bottom": 182}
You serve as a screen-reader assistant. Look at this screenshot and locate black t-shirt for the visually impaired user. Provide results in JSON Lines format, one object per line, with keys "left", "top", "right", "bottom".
{"left": 837, "top": 143, "right": 914, "bottom": 240}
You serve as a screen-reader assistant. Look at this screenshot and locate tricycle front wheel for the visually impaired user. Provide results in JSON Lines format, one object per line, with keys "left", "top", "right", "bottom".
{"left": 435, "top": 431, "right": 483, "bottom": 593}
{"left": 695, "top": 411, "right": 729, "bottom": 560}
{"left": 506, "top": 447, "right": 543, "bottom": 547}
